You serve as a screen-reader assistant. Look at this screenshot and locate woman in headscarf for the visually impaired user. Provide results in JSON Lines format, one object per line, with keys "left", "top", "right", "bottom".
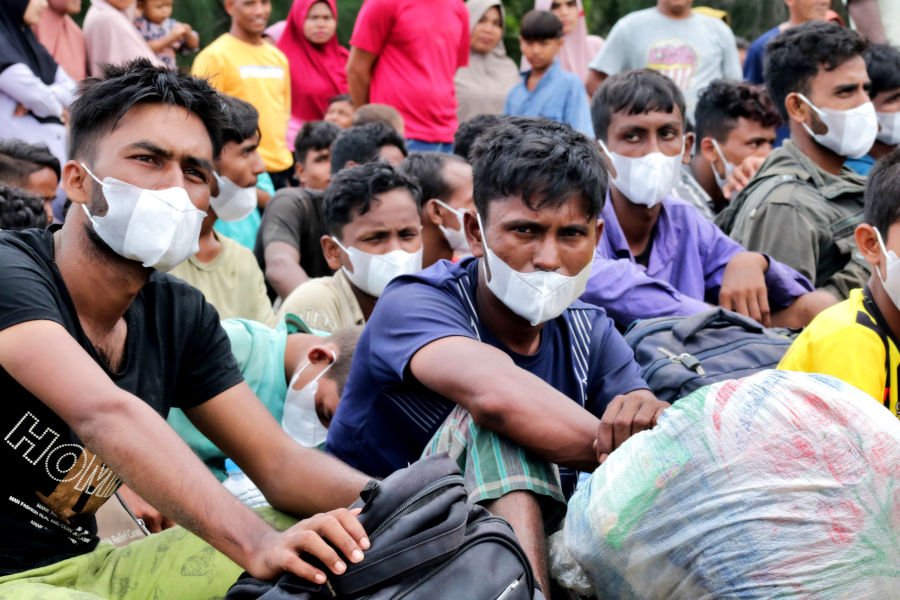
{"left": 277, "top": 0, "right": 348, "bottom": 150}
{"left": 532, "top": 0, "right": 603, "bottom": 86}
{"left": 0, "top": 0, "right": 76, "bottom": 166}
{"left": 454, "top": 0, "right": 520, "bottom": 124}
{"left": 83, "top": 0, "right": 163, "bottom": 78}
{"left": 32, "top": 0, "right": 86, "bottom": 81}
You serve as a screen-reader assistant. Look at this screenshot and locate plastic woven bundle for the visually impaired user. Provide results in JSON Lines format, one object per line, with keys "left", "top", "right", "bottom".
{"left": 557, "top": 370, "right": 900, "bottom": 599}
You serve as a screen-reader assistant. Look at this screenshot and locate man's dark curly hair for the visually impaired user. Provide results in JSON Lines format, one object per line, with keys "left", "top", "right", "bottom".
{"left": 763, "top": 21, "right": 868, "bottom": 122}
{"left": 471, "top": 117, "right": 607, "bottom": 222}
{"left": 323, "top": 162, "right": 422, "bottom": 238}
{"left": 694, "top": 79, "right": 781, "bottom": 150}
{"left": 68, "top": 59, "right": 230, "bottom": 161}
{"left": 0, "top": 184, "right": 46, "bottom": 231}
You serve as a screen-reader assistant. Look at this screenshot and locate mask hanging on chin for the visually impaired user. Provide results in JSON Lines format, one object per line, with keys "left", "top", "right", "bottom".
{"left": 433, "top": 198, "right": 472, "bottom": 256}
{"left": 210, "top": 172, "right": 257, "bottom": 222}
{"left": 331, "top": 237, "right": 423, "bottom": 298}
{"left": 80, "top": 163, "right": 206, "bottom": 272}
{"left": 477, "top": 213, "right": 591, "bottom": 326}
{"left": 597, "top": 138, "right": 683, "bottom": 209}
{"left": 796, "top": 93, "right": 879, "bottom": 159}
{"left": 282, "top": 357, "right": 334, "bottom": 448}
{"left": 710, "top": 139, "right": 736, "bottom": 191}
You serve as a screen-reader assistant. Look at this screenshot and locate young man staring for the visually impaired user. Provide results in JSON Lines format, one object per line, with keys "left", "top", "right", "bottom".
{"left": 716, "top": 22, "right": 873, "bottom": 301}
{"left": 583, "top": 69, "right": 834, "bottom": 330}
{"left": 0, "top": 60, "right": 369, "bottom": 595}
{"left": 326, "top": 118, "right": 668, "bottom": 592}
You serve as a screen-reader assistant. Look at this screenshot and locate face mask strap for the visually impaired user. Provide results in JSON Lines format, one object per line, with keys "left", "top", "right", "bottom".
{"left": 476, "top": 212, "right": 496, "bottom": 283}
{"left": 289, "top": 348, "right": 337, "bottom": 390}
{"left": 433, "top": 198, "right": 466, "bottom": 227}
{"left": 796, "top": 93, "right": 825, "bottom": 119}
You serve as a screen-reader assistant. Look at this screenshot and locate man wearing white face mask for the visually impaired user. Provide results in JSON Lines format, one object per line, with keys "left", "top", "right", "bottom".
{"left": 583, "top": 69, "right": 831, "bottom": 330}
{"left": 327, "top": 118, "right": 668, "bottom": 592}
{"left": 170, "top": 94, "right": 275, "bottom": 325}
{"left": 844, "top": 44, "right": 900, "bottom": 176}
{"left": 400, "top": 152, "right": 475, "bottom": 268}
{"left": 717, "top": 22, "right": 872, "bottom": 301}
{"left": 0, "top": 61, "right": 373, "bottom": 595}
{"left": 780, "top": 150, "right": 900, "bottom": 422}
{"left": 275, "top": 162, "right": 423, "bottom": 332}
{"left": 688, "top": 79, "right": 780, "bottom": 214}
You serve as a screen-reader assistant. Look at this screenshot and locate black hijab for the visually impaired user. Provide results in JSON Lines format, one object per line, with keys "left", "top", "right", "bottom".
{"left": 0, "top": 0, "right": 59, "bottom": 84}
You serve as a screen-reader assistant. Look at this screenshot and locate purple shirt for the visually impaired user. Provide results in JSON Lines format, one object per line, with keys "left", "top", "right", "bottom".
{"left": 581, "top": 195, "right": 814, "bottom": 328}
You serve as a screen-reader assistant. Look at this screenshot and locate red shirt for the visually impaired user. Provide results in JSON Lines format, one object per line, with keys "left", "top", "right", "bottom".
{"left": 351, "top": 0, "right": 469, "bottom": 143}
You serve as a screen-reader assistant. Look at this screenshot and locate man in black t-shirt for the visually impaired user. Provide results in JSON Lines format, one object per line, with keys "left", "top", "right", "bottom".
{"left": 0, "top": 60, "right": 370, "bottom": 594}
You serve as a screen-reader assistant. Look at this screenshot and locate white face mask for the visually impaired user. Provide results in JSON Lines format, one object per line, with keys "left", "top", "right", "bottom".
{"left": 598, "top": 138, "right": 683, "bottom": 209}
{"left": 282, "top": 358, "right": 333, "bottom": 448}
{"left": 710, "top": 139, "right": 736, "bottom": 191}
{"left": 81, "top": 164, "right": 206, "bottom": 272}
{"left": 433, "top": 198, "right": 472, "bottom": 255}
{"left": 874, "top": 228, "right": 900, "bottom": 310}
{"left": 331, "top": 237, "right": 423, "bottom": 298}
{"left": 210, "top": 172, "right": 257, "bottom": 222}
{"left": 797, "top": 94, "right": 879, "bottom": 159}
{"left": 477, "top": 213, "right": 591, "bottom": 326}
{"left": 877, "top": 111, "right": 900, "bottom": 146}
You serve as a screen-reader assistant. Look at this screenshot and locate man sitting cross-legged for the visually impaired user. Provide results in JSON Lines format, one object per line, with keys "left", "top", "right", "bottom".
{"left": 0, "top": 60, "right": 371, "bottom": 597}
{"left": 326, "top": 117, "right": 668, "bottom": 594}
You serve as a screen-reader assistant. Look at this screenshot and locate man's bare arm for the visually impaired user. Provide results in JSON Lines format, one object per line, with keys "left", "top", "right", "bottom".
{"left": 0, "top": 320, "right": 367, "bottom": 583}
{"left": 346, "top": 47, "right": 377, "bottom": 108}
{"left": 186, "top": 383, "right": 370, "bottom": 515}
{"left": 410, "top": 336, "right": 665, "bottom": 471}
{"left": 265, "top": 241, "right": 309, "bottom": 299}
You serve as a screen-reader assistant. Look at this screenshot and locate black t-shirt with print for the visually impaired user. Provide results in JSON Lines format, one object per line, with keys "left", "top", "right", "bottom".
{"left": 0, "top": 229, "right": 243, "bottom": 575}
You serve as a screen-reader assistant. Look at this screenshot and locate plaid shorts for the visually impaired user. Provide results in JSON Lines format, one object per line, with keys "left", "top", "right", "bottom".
{"left": 423, "top": 405, "right": 567, "bottom": 521}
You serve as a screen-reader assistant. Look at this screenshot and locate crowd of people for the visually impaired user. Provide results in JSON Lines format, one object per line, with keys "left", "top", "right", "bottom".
{"left": 1, "top": 0, "right": 900, "bottom": 597}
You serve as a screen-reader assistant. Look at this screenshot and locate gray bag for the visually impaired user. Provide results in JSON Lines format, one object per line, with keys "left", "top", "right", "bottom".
{"left": 623, "top": 308, "right": 795, "bottom": 404}
{"left": 226, "top": 454, "right": 542, "bottom": 600}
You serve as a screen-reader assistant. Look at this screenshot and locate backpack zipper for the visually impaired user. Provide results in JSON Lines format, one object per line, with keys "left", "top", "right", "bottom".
{"left": 369, "top": 474, "right": 465, "bottom": 538}
{"left": 642, "top": 336, "right": 789, "bottom": 383}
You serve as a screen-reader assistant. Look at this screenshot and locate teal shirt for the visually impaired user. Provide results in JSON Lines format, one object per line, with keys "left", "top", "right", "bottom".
{"left": 167, "top": 317, "right": 289, "bottom": 481}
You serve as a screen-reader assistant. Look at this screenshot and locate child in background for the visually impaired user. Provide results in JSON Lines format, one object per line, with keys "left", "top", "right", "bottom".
{"left": 323, "top": 93, "right": 354, "bottom": 129}
{"left": 503, "top": 10, "right": 593, "bottom": 137}
{"left": 135, "top": 0, "right": 199, "bottom": 69}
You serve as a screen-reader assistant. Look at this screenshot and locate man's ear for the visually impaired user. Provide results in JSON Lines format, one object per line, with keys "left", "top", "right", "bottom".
{"left": 306, "top": 343, "right": 337, "bottom": 366}
{"left": 464, "top": 210, "right": 483, "bottom": 258}
{"left": 595, "top": 218, "right": 604, "bottom": 243}
{"left": 855, "top": 223, "right": 885, "bottom": 267}
{"left": 294, "top": 161, "right": 306, "bottom": 187}
{"left": 62, "top": 161, "right": 91, "bottom": 206}
{"left": 424, "top": 198, "right": 443, "bottom": 227}
{"left": 320, "top": 234, "right": 345, "bottom": 271}
{"left": 785, "top": 92, "right": 822, "bottom": 131}
{"left": 698, "top": 137, "right": 719, "bottom": 165}
{"left": 681, "top": 132, "right": 695, "bottom": 165}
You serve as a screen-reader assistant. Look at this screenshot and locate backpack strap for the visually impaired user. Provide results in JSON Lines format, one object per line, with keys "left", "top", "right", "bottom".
{"left": 717, "top": 174, "right": 813, "bottom": 238}
{"left": 857, "top": 286, "right": 894, "bottom": 410}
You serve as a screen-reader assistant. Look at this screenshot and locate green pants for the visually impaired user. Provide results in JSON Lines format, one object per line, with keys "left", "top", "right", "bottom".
{"left": 0, "top": 508, "right": 296, "bottom": 600}
{"left": 424, "top": 405, "right": 567, "bottom": 523}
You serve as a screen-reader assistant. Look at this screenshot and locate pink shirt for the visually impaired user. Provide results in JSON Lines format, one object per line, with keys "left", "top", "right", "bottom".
{"left": 351, "top": 0, "right": 469, "bottom": 143}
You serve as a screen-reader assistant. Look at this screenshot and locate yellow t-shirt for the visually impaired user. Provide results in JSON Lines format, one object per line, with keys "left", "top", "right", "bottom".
{"left": 192, "top": 34, "right": 292, "bottom": 172}
{"left": 778, "top": 288, "right": 899, "bottom": 419}
{"left": 170, "top": 233, "right": 275, "bottom": 326}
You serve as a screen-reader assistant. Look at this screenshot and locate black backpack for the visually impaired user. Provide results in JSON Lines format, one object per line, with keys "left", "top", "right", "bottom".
{"left": 226, "top": 454, "right": 543, "bottom": 600}
{"left": 624, "top": 308, "right": 795, "bottom": 404}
